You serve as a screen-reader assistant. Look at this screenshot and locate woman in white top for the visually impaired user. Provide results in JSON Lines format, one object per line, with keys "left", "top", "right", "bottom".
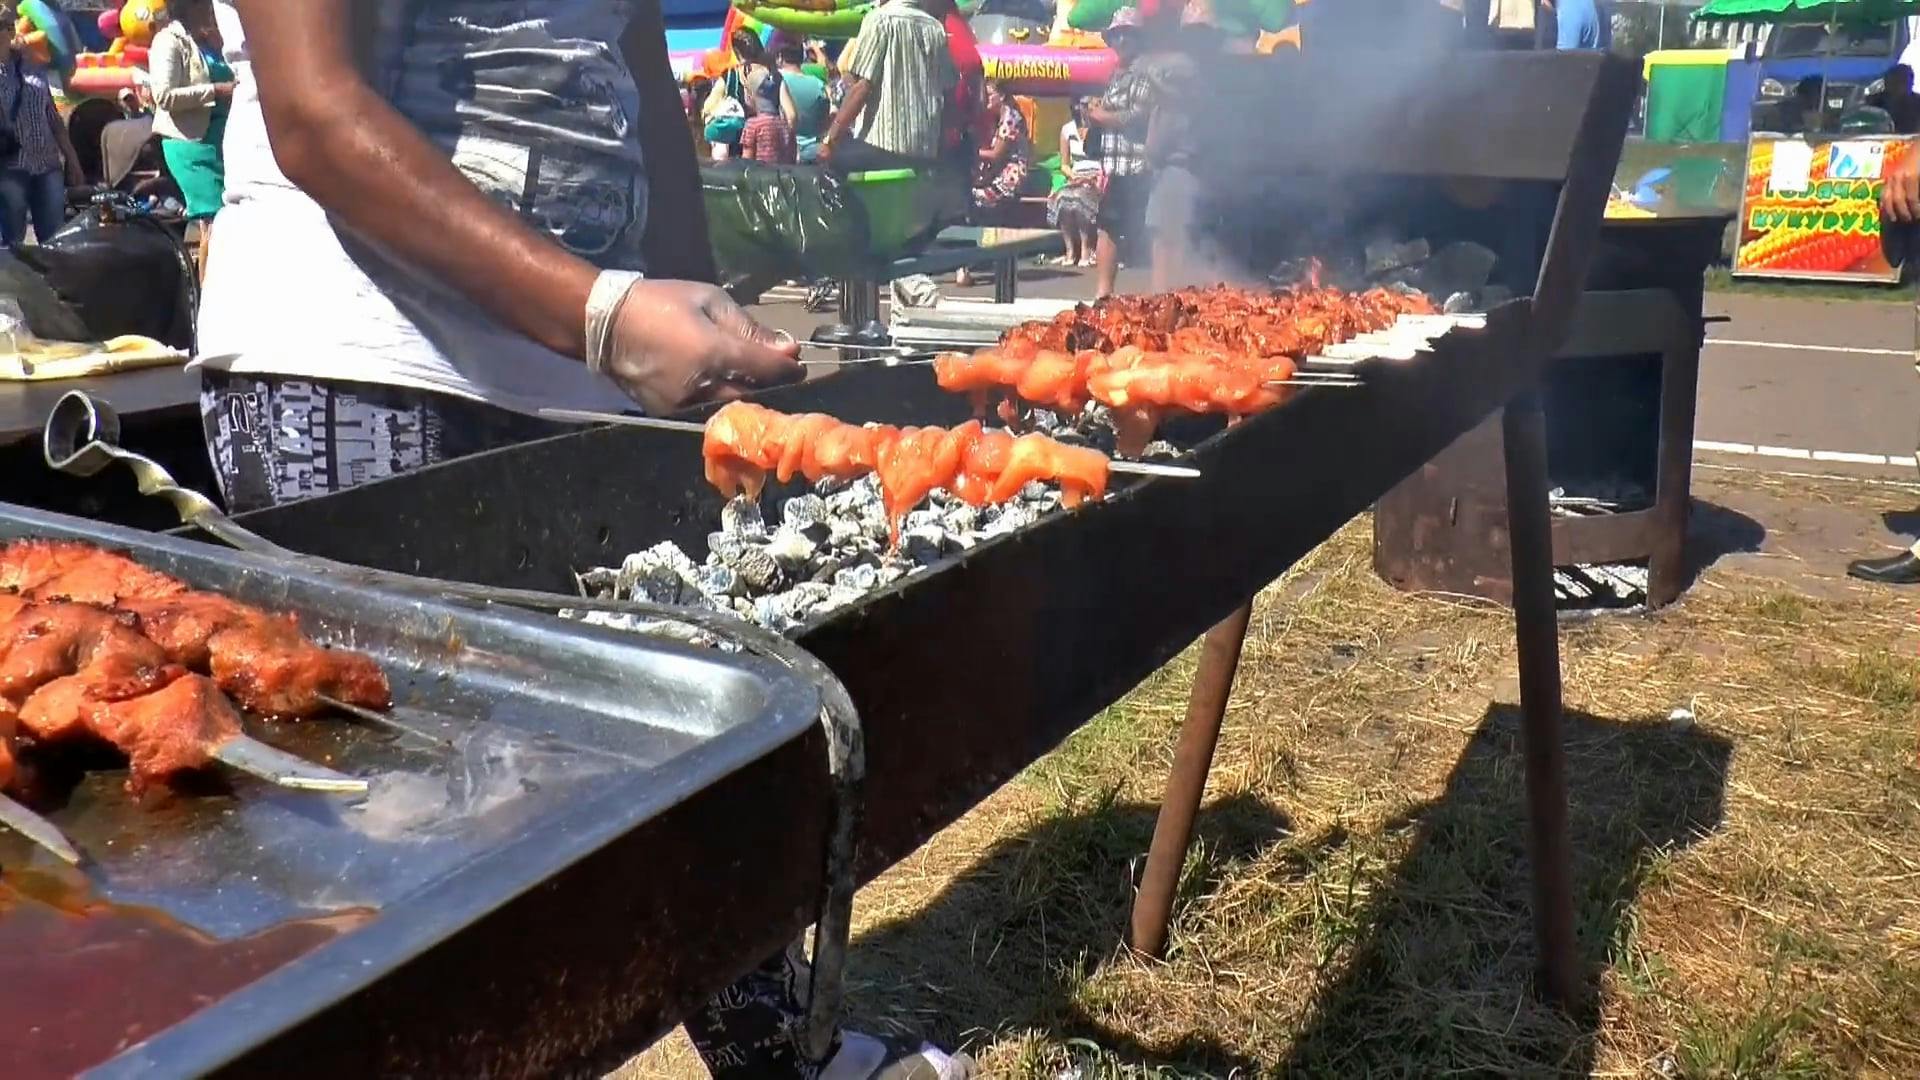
{"left": 1047, "top": 97, "right": 1103, "bottom": 268}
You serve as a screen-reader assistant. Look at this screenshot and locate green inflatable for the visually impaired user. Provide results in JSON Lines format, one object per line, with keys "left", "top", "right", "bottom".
{"left": 1066, "top": 0, "right": 1294, "bottom": 39}
{"left": 732, "top": 0, "right": 873, "bottom": 38}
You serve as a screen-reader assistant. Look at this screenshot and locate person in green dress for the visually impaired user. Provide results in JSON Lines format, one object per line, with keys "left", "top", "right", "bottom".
{"left": 149, "top": 0, "right": 234, "bottom": 228}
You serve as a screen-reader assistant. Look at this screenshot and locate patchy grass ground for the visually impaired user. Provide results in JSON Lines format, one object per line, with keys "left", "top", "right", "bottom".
{"left": 624, "top": 470, "right": 1920, "bottom": 1078}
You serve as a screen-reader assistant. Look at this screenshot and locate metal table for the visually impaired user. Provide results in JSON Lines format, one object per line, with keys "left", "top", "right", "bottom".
{"left": 0, "top": 365, "right": 198, "bottom": 446}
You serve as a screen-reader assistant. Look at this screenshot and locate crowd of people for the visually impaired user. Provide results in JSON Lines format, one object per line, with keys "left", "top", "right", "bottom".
{"left": 0, "top": 0, "right": 231, "bottom": 260}
{"left": 679, "top": 1, "right": 1221, "bottom": 299}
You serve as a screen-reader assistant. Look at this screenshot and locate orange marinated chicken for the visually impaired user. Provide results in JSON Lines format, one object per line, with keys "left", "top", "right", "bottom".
{"left": 0, "top": 602, "right": 177, "bottom": 702}
{"left": 117, "top": 592, "right": 300, "bottom": 670}
{"left": 0, "top": 540, "right": 187, "bottom": 605}
{"left": 16, "top": 656, "right": 190, "bottom": 745}
{"left": 966, "top": 283, "right": 1435, "bottom": 423}
{"left": 118, "top": 591, "right": 389, "bottom": 718}
{"left": 90, "top": 675, "right": 243, "bottom": 786}
{"left": 704, "top": 403, "right": 1114, "bottom": 541}
{"left": 19, "top": 670, "right": 239, "bottom": 789}
{"left": 989, "top": 434, "right": 1109, "bottom": 508}
{"left": 207, "top": 620, "right": 391, "bottom": 720}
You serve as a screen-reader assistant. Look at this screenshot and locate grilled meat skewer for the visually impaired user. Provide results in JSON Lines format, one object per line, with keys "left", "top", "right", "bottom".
{"left": 702, "top": 402, "right": 1112, "bottom": 543}
{"left": 0, "top": 539, "right": 187, "bottom": 606}
{"left": 0, "top": 542, "right": 393, "bottom": 718}
{"left": 0, "top": 599, "right": 363, "bottom": 793}
{"left": 119, "top": 593, "right": 391, "bottom": 719}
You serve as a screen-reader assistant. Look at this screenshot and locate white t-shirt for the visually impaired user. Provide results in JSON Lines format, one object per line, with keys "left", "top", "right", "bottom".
{"left": 1060, "top": 120, "right": 1100, "bottom": 178}
{"left": 196, "top": 1, "right": 640, "bottom": 416}
{"left": 1900, "top": 37, "right": 1920, "bottom": 78}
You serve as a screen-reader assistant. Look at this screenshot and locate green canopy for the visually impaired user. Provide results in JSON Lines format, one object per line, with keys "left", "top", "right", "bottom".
{"left": 1695, "top": 0, "right": 1920, "bottom": 21}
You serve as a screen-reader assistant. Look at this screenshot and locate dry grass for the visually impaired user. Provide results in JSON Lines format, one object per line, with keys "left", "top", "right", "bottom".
{"left": 624, "top": 472, "right": 1920, "bottom": 1079}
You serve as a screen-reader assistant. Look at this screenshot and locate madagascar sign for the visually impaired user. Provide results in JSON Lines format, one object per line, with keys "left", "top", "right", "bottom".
{"left": 1734, "top": 135, "right": 1912, "bottom": 282}
{"left": 977, "top": 44, "right": 1116, "bottom": 93}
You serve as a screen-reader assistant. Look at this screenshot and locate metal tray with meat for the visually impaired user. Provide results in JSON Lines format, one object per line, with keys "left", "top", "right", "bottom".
{"left": 0, "top": 505, "right": 821, "bottom": 1080}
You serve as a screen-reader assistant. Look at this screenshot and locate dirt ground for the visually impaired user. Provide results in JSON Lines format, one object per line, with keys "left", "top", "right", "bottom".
{"left": 620, "top": 464, "right": 1920, "bottom": 1079}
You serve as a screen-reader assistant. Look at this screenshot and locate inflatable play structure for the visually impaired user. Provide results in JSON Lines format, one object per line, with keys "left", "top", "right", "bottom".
{"left": 12, "top": 0, "right": 82, "bottom": 79}
{"left": 966, "top": 0, "right": 1112, "bottom": 95}
{"left": 1066, "top": 0, "right": 1294, "bottom": 40}
{"left": 732, "top": 0, "right": 873, "bottom": 40}
{"left": 665, "top": 0, "right": 737, "bottom": 80}
{"left": 979, "top": 42, "right": 1116, "bottom": 94}
{"left": 67, "top": 1, "right": 168, "bottom": 99}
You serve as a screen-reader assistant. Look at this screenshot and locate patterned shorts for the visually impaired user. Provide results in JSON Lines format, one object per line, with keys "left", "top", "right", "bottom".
{"left": 198, "top": 371, "right": 568, "bottom": 514}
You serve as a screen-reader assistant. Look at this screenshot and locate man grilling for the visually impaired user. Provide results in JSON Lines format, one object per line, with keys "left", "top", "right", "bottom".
{"left": 201, "top": 2, "right": 972, "bottom": 1076}
{"left": 1849, "top": 148, "right": 1920, "bottom": 585}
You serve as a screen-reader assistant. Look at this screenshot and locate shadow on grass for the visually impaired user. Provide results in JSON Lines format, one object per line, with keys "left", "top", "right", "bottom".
{"left": 1682, "top": 498, "right": 1769, "bottom": 589}
{"left": 844, "top": 790, "right": 1289, "bottom": 1076}
{"left": 1282, "top": 705, "right": 1732, "bottom": 1077}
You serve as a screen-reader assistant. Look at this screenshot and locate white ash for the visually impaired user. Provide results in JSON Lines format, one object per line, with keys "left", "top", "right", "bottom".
{"left": 575, "top": 474, "right": 1066, "bottom": 636}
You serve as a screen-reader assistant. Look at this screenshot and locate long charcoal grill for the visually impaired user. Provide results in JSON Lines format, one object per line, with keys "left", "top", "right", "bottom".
{"left": 93, "top": 51, "right": 1635, "bottom": 1076}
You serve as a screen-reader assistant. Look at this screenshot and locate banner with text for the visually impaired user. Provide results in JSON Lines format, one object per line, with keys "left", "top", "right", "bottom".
{"left": 1734, "top": 135, "right": 1912, "bottom": 283}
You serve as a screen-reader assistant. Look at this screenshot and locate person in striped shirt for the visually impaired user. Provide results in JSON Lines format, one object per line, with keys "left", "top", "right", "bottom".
{"left": 817, "top": 0, "right": 958, "bottom": 167}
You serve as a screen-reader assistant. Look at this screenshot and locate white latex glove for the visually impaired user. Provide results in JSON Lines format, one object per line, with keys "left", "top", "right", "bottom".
{"left": 604, "top": 280, "right": 802, "bottom": 413}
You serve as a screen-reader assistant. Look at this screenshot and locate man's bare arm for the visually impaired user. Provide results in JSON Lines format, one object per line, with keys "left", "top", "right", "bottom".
{"left": 236, "top": 0, "right": 597, "bottom": 357}
{"left": 820, "top": 74, "right": 872, "bottom": 151}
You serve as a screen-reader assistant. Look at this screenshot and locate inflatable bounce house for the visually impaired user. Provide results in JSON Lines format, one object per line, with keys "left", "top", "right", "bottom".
{"left": 732, "top": 0, "right": 872, "bottom": 41}
{"left": 665, "top": 0, "right": 738, "bottom": 80}
{"left": 68, "top": 1, "right": 168, "bottom": 99}
{"left": 12, "top": 0, "right": 83, "bottom": 82}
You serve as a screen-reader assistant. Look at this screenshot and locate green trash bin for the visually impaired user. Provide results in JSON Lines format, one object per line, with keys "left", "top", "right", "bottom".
{"left": 845, "top": 168, "right": 949, "bottom": 258}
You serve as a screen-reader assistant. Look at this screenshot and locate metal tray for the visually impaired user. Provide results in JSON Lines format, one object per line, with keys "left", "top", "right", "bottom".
{"left": 0, "top": 505, "right": 821, "bottom": 1080}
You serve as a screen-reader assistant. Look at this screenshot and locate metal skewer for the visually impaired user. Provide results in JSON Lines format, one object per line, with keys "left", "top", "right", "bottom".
{"left": 213, "top": 735, "right": 369, "bottom": 794}
{"left": 798, "top": 355, "right": 935, "bottom": 368}
{"left": 0, "top": 793, "right": 83, "bottom": 865}
{"left": 317, "top": 694, "right": 454, "bottom": 748}
{"left": 535, "top": 408, "right": 1201, "bottom": 478}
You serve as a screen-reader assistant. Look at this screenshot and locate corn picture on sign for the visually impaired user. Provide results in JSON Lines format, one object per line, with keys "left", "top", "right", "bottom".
{"left": 1734, "top": 135, "right": 1911, "bottom": 282}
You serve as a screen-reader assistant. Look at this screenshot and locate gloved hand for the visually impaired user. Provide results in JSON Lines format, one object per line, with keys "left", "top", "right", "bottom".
{"left": 603, "top": 280, "right": 803, "bottom": 413}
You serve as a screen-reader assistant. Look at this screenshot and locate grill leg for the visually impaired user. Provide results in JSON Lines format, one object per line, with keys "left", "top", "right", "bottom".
{"left": 1648, "top": 308, "right": 1701, "bottom": 609}
{"left": 838, "top": 277, "right": 880, "bottom": 327}
{"left": 1128, "top": 601, "right": 1254, "bottom": 958}
{"left": 1501, "top": 387, "right": 1582, "bottom": 1009}
{"left": 994, "top": 256, "right": 1018, "bottom": 303}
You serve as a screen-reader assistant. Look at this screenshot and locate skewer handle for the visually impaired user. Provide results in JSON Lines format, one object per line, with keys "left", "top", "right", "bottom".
{"left": 214, "top": 736, "right": 370, "bottom": 794}
{"left": 0, "top": 794, "right": 83, "bottom": 865}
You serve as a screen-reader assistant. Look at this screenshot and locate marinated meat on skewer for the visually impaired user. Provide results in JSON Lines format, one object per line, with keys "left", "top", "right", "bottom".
{"left": 119, "top": 593, "right": 391, "bottom": 718}
{"left": 0, "top": 543, "right": 392, "bottom": 798}
{"left": 0, "top": 540, "right": 187, "bottom": 606}
{"left": 938, "top": 283, "right": 1432, "bottom": 450}
{"left": 703, "top": 402, "right": 1111, "bottom": 541}
{"left": 18, "top": 671, "right": 241, "bottom": 788}
{"left": 0, "top": 602, "right": 177, "bottom": 702}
